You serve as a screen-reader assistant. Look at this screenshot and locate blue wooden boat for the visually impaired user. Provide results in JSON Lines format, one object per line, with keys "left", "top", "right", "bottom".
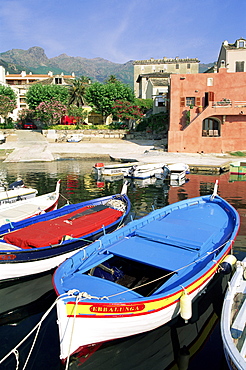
{"left": 221, "top": 257, "right": 246, "bottom": 370}
{"left": 53, "top": 181, "right": 240, "bottom": 360}
{"left": 0, "top": 182, "right": 130, "bottom": 282}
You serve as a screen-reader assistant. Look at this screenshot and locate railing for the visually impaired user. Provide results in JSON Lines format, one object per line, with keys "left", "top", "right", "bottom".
{"left": 212, "top": 100, "right": 246, "bottom": 108}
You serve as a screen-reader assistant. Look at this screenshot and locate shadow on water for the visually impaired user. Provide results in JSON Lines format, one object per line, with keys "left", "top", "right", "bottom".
{"left": 0, "top": 160, "right": 245, "bottom": 369}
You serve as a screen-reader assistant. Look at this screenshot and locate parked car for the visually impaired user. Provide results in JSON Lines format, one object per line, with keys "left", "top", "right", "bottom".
{"left": 23, "top": 123, "right": 37, "bottom": 130}
{"left": 60, "top": 116, "right": 77, "bottom": 125}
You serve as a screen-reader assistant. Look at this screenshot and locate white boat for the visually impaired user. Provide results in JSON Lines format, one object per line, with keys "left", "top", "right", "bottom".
{"left": 155, "top": 163, "right": 190, "bottom": 181}
{"left": 0, "top": 180, "right": 60, "bottom": 227}
{"left": 0, "top": 179, "right": 37, "bottom": 206}
{"left": 124, "top": 162, "right": 165, "bottom": 179}
{"left": 221, "top": 257, "right": 246, "bottom": 370}
{"left": 67, "top": 134, "right": 83, "bottom": 142}
{"left": 93, "top": 162, "right": 141, "bottom": 177}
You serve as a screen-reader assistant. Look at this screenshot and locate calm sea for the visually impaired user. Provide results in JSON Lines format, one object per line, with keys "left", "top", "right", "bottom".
{"left": 0, "top": 159, "right": 245, "bottom": 370}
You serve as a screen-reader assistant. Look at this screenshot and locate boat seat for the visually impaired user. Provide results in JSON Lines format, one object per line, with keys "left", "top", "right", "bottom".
{"left": 134, "top": 217, "right": 218, "bottom": 252}
{"left": 231, "top": 294, "right": 246, "bottom": 339}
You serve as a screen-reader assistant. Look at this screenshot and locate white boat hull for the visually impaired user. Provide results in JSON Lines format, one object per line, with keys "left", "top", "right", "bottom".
{"left": 0, "top": 247, "right": 85, "bottom": 281}
{"left": 56, "top": 274, "right": 213, "bottom": 359}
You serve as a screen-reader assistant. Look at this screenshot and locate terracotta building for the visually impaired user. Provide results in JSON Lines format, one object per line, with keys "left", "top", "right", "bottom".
{"left": 168, "top": 66, "right": 246, "bottom": 153}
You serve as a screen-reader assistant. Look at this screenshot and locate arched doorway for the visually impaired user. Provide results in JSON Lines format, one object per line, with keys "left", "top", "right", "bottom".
{"left": 202, "top": 117, "right": 221, "bottom": 137}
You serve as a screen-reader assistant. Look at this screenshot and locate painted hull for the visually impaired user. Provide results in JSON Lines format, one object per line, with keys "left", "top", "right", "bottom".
{"left": 221, "top": 258, "right": 246, "bottom": 370}
{"left": 53, "top": 190, "right": 240, "bottom": 360}
{"left": 0, "top": 187, "right": 37, "bottom": 206}
{"left": 230, "top": 161, "right": 246, "bottom": 176}
{"left": 0, "top": 191, "right": 130, "bottom": 282}
{"left": 0, "top": 180, "right": 60, "bottom": 226}
{"left": 93, "top": 162, "right": 140, "bottom": 177}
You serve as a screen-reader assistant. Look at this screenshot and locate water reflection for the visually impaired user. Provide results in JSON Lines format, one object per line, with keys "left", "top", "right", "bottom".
{"left": 0, "top": 160, "right": 245, "bottom": 369}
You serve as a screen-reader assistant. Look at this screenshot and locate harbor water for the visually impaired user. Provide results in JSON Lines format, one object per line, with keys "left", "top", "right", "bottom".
{"left": 0, "top": 159, "right": 245, "bottom": 370}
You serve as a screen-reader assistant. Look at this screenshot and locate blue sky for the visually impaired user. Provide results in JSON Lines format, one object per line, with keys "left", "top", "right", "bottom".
{"left": 0, "top": 0, "right": 245, "bottom": 64}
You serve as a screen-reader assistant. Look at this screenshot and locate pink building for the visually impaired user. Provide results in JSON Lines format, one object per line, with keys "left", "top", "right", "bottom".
{"left": 168, "top": 67, "right": 246, "bottom": 153}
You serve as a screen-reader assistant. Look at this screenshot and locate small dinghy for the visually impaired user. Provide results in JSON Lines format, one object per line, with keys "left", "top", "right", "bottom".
{"left": 53, "top": 181, "right": 240, "bottom": 360}
{"left": 0, "top": 182, "right": 130, "bottom": 282}
{"left": 221, "top": 257, "right": 246, "bottom": 370}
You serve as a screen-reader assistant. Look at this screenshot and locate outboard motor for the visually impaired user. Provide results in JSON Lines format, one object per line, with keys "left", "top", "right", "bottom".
{"left": 128, "top": 165, "right": 137, "bottom": 177}
{"left": 162, "top": 165, "right": 170, "bottom": 180}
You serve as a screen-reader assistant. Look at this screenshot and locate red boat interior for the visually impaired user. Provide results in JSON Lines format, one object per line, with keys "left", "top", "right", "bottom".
{"left": 4, "top": 205, "right": 123, "bottom": 249}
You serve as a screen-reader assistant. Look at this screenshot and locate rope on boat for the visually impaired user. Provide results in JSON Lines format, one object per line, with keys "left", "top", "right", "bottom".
{"left": 0, "top": 294, "right": 68, "bottom": 368}
{"left": 65, "top": 238, "right": 235, "bottom": 301}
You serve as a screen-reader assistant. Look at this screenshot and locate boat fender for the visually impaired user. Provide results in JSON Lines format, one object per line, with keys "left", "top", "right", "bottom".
{"left": 94, "top": 163, "right": 104, "bottom": 168}
{"left": 180, "top": 290, "right": 192, "bottom": 323}
{"left": 220, "top": 255, "right": 237, "bottom": 274}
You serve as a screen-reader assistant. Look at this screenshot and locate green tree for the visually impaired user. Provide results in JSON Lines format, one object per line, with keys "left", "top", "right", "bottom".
{"left": 0, "top": 85, "right": 17, "bottom": 101}
{"left": 26, "top": 84, "right": 69, "bottom": 109}
{"left": 135, "top": 98, "right": 153, "bottom": 114}
{"left": 67, "top": 105, "right": 88, "bottom": 128}
{"left": 0, "top": 95, "right": 16, "bottom": 126}
{"left": 35, "top": 99, "right": 67, "bottom": 126}
{"left": 104, "top": 75, "right": 118, "bottom": 84}
{"left": 68, "top": 76, "right": 90, "bottom": 107}
{"left": 85, "top": 81, "right": 135, "bottom": 123}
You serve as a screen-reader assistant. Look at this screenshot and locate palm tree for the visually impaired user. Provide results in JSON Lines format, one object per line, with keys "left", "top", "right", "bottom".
{"left": 68, "top": 76, "right": 90, "bottom": 107}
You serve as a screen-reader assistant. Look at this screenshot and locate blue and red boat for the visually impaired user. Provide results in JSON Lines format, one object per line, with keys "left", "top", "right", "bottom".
{"left": 53, "top": 181, "right": 240, "bottom": 361}
{"left": 0, "top": 182, "right": 130, "bottom": 282}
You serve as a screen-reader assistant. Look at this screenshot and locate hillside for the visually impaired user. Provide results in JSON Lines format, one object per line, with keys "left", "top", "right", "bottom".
{"left": 0, "top": 47, "right": 134, "bottom": 86}
{"left": 0, "top": 46, "right": 214, "bottom": 86}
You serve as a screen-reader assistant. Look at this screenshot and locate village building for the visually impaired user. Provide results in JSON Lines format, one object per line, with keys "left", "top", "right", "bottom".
{"left": 168, "top": 38, "right": 246, "bottom": 153}
{"left": 4, "top": 70, "right": 75, "bottom": 120}
{"left": 168, "top": 66, "right": 246, "bottom": 153}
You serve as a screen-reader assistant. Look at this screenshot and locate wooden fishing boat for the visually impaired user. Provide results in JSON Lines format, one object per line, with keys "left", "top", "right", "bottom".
{"left": 0, "top": 179, "right": 37, "bottom": 206}
{"left": 0, "top": 182, "right": 130, "bottom": 282}
{"left": 221, "top": 257, "right": 246, "bottom": 370}
{"left": 0, "top": 180, "right": 60, "bottom": 227}
{"left": 53, "top": 181, "right": 240, "bottom": 360}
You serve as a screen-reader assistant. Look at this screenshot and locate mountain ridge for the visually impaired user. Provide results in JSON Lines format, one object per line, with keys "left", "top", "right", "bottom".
{"left": 0, "top": 46, "right": 214, "bottom": 86}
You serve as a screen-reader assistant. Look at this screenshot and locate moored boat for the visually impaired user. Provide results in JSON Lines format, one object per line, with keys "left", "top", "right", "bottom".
{"left": 93, "top": 162, "right": 141, "bottom": 177}
{"left": 221, "top": 257, "right": 246, "bottom": 370}
{"left": 230, "top": 161, "right": 246, "bottom": 176}
{"left": 0, "top": 179, "right": 37, "bottom": 206}
{"left": 0, "top": 180, "right": 60, "bottom": 227}
{"left": 124, "top": 162, "right": 165, "bottom": 179}
{"left": 53, "top": 181, "right": 240, "bottom": 360}
{"left": 0, "top": 182, "right": 130, "bottom": 282}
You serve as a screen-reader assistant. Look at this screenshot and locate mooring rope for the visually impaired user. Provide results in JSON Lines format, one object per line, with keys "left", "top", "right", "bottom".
{"left": 0, "top": 293, "right": 68, "bottom": 367}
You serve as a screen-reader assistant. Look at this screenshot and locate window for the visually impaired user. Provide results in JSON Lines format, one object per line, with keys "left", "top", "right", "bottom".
{"left": 186, "top": 97, "right": 195, "bottom": 106}
{"left": 238, "top": 41, "right": 245, "bottom": 48}
{"left": 202, "top": 118, "right": 220, "bottom": 137}
{"left": 55, "top": 77, "right": 62, "bottom": 84}
{"left": 176, "top": 64, "right": 179, "bottom": 69}
{"left": 187, "top": 63, "right": 191, "bottom": 69}
{"left": 207, "top": 78, "right": 213, "bottom": 86}
{"left": 236, "top": 61, "right": 245, "bottom": 72}
{"left": 155, "top": 95, "right": 165, "bottom": 107}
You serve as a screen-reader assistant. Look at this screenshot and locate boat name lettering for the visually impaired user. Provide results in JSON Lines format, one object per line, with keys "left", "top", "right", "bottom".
{"left": 90, "top": 304, "right": 145, "bottom": 313}
{"left": 0, "top": 254, "right": 16, "bottom": 260}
